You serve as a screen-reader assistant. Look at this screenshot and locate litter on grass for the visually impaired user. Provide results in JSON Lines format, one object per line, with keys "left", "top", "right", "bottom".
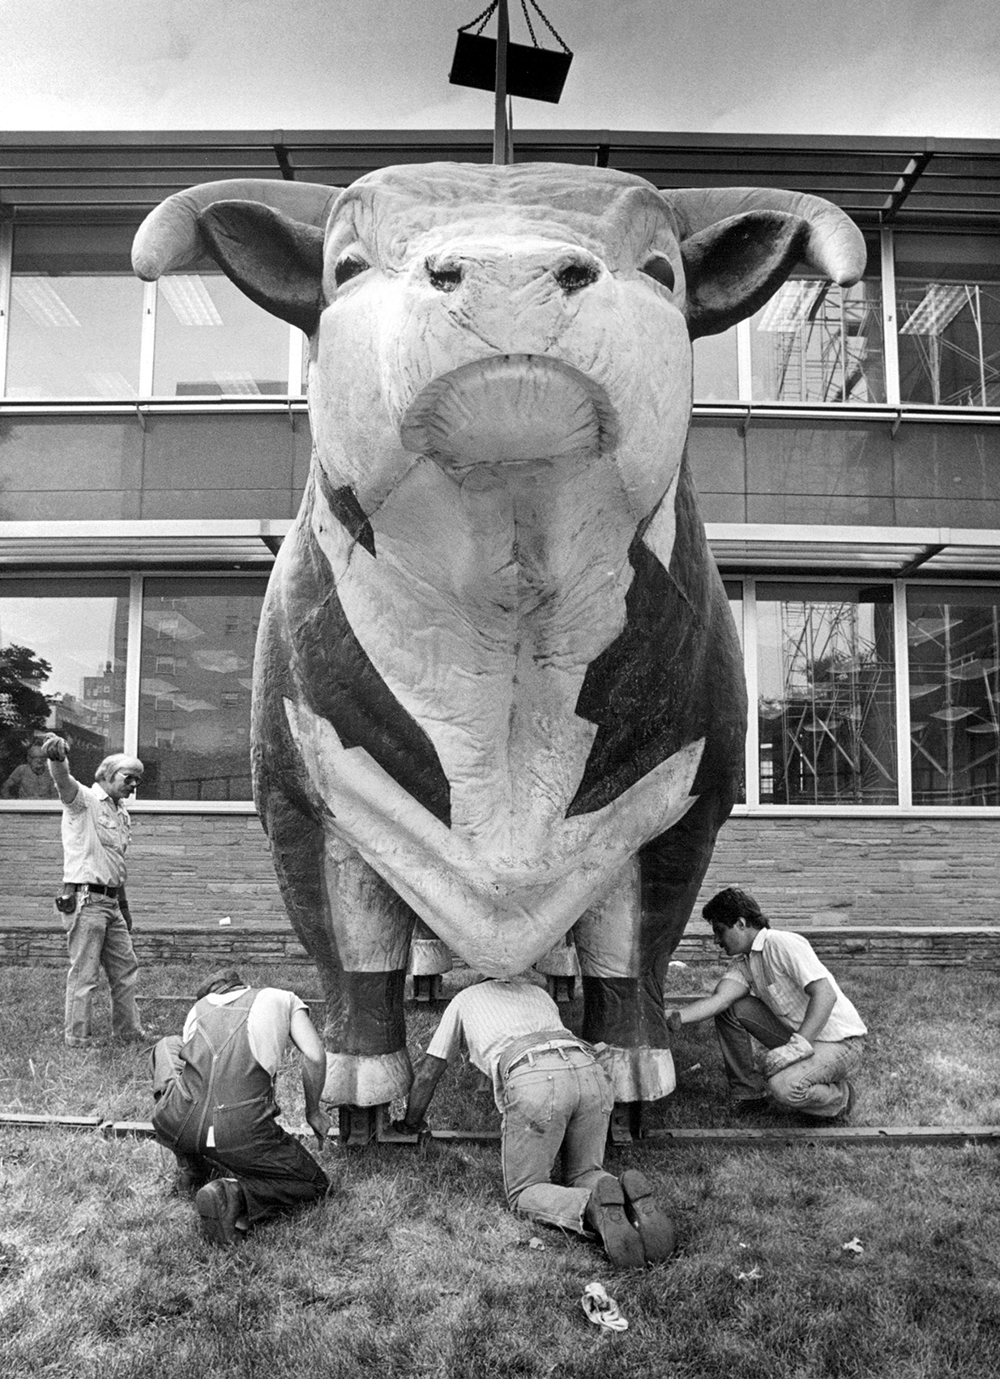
{"left": 842, "top": 1237, "right": 864, "bottom": 1255}
{"left": 581, "top": 1282, "right": 628, "bottom": 1331}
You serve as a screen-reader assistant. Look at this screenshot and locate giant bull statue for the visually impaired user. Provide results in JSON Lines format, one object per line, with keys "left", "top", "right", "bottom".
{"left": 133, "top": 163, "right": 865, "bottom": 1111}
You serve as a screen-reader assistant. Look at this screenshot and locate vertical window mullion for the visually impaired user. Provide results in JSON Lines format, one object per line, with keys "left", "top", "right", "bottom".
{"left": 124, "top": 573, "right": 144, "bottom": 758}
{"left": 743, "top": 576, "right": 760, "bottom": 806}
{"left": 0, "top": 219, "right": 12, "bottom": 397}
{"left": 139, "top": 279, "right": 156, "bottom": 396}
{"left": 736, "top": 318, "right": 753, "bottom": 402}
{"left": 287, "top": 326, "right": 304, "bottom": 396}
{"left": 880, "top": 228, "right": 900, "bottom": 407}
{"left": 893, "top": 579, "right": 912, "bottom": 807}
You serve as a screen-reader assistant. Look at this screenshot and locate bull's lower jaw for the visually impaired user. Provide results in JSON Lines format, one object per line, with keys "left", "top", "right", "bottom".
{"left": 398, "top": 355, "right": 619, "bottom": 467}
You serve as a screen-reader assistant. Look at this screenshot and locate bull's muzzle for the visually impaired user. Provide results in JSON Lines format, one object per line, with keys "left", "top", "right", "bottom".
{"left": 399, "top": 355, "right": 619, "bottom": 467}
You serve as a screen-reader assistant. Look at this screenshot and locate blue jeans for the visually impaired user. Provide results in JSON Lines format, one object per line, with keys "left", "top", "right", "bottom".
{"left": 715, "top": 994, "right": 864, "bottom": 1118}
{"left": 62, "top": 891, "right": 141, "bottom": 1046}
{"left": 501, "top": 1047, "right": 613, "bottom": 1233}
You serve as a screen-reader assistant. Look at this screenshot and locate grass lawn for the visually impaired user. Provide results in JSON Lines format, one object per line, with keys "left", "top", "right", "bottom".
{"left": 2, "top": 961, "right": 1000, "bottom": 1377}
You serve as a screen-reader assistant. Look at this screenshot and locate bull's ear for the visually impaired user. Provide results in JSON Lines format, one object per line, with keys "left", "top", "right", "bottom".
{"left": 196, "top": 200, "right": 325, "bottom": 336}
{"left": 681, "top": 210, "right": 809, "bottom": 339}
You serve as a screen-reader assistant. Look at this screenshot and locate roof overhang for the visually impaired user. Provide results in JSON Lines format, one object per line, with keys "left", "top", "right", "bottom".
{"left": 2, "top": 129, "right": 999, "bottom": 230}
{"left": 3, "top": 520, "right": 1000, "bottom": 580}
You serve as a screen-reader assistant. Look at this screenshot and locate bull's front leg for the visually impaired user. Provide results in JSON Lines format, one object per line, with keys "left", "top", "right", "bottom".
{"left": 265, "top": 795, "right": 415, "bottom": 1123}
{"left": 573, "top": 857, "right": 677, "bottom": 1125}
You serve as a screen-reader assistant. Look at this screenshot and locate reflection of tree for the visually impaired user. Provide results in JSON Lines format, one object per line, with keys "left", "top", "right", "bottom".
{"left": 0, "top": 644, "right": 53, "bottom": 780}
{"left": 0, "top": 644, "right": 52, "bottom": 730}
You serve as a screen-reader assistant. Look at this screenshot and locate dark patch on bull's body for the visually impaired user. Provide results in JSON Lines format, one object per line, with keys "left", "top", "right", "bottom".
{"left": 315, "top": 466, "right": 376, "bottom": 557}
{"left": 279, "top": 501, "right": 452, "bottom": 825}
{"left": 567, "top": 454, "right": 744, "bottom": 818}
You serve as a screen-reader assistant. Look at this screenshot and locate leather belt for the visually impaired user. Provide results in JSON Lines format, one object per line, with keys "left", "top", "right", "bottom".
{"left": 76, "top": 882, "right": 119, "bottom": 897}
{"left": 503, "top": 1039, "right": 588, "bottom": 1077}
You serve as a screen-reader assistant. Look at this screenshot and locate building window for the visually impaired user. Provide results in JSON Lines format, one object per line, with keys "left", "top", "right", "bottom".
{"left": 138, "top": 576, "right": 267, "bottom": 801}
{"left": 0, "top": 578, "right": 129, "bottom": 795}
{"left": 895, "top": 234, "right": 1000, "bottom": 408}
{"left": 749, "top": 263, "right": 885, "bottom": 405}
{"left": 153, "top": 271, "right": 290, "bottom": 396}
{"left": 693, "top": 327, "right": 739, "bottom": 402}
{"left": 6, "top": 224, "right": 144, "bottom": 400}
{"left": 756, "top": 583, "right": 897, "bottom": 805}
{"left": 907, "top": 586, "right": 1000, "bottom": 805}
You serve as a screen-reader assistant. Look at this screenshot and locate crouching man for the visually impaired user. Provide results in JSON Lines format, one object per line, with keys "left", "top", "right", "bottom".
{"left": 399, "top": 974, "right": 674, "bottom": 1269}
{"left": 151, "top": 967, "right": 332, "bottom": 1246}
{"left": 669, "top": 888, "right": 867, "bottom": 1120}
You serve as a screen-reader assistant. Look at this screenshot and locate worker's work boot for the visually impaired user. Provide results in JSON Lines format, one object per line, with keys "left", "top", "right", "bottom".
{"left": 620, "top": 1169, "right": 676, "bottom": 1262}
{"left": 195, "top": 1177, "right": 247, "bottom": 1247}
{"left": 584, "top": 1173, "right": 645, "bottom": 1269}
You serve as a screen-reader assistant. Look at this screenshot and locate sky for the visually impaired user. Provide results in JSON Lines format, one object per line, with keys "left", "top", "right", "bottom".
{"left": 2, "top": 0, "right": 998, "bottom": 140}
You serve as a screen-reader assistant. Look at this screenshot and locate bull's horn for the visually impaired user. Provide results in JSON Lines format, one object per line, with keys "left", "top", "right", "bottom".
{"left": 665, "top": 187, "right": 866, "bottom": 286}
{"left": 132, "top": 179, "right": 340, "bottom": 279}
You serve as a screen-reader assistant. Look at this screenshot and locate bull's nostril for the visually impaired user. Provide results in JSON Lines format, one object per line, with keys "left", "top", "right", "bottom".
{"left": 555, "top": 261, "right": 600, "bottom": 294}
{"left": 427, "top": 259, "right": 463, "bottom": 293}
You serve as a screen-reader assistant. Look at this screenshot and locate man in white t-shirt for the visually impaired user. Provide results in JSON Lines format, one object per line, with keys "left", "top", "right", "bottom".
{"left": 151, "top": 968, "right": 332, "bottom": 1246}
{"left": 399, "top": 974, "right": 675, "bottom": 1268}
{"left": 43, "top": 733, "right": 145, "bottom": 1048}
{"left": 668, "top": 888, "right": 867, "bottom": 1119}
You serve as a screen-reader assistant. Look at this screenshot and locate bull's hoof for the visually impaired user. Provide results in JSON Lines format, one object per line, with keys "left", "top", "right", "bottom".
{"left": 608, "top": 1101, "right": 644, "bottom": 1145}
{"left": 545, "top": 974, "right": 576, "bottom": 1004}
{"left": 596, "top": 1045, "right": 676, "bottom": 1102}
{"left": 337, "top": 1104, "right": 383, "bottom": 1147}
{"left": 323, "top": 1049, "right": 412, "bottom": 1106}
{"left": 412, "top": 974, "right": 444, "bottom": 1003}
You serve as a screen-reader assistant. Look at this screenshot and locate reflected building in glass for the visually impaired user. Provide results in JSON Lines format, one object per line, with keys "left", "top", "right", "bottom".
{"left": 1, "top": 129, "right": 999, "bottom": 928}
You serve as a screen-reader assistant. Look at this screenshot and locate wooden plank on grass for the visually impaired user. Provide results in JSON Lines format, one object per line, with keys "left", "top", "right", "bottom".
{"left": 0, "top": 1111, "right": 102, "bottom": 1129}
{"left": 644, "top": 1125, "right": 1000, "bottom": 1146}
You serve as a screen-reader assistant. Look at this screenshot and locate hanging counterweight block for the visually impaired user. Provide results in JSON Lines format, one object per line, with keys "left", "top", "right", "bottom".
{"left": 449, "top": 32, "right": 572, "bottom": 103}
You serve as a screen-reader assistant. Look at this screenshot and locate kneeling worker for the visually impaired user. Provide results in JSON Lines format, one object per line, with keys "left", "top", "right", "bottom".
{"left": 669, "top": 888, "right": 866, "bottom": 1119}
{"left": 399, "top": 973, "right": 675, "bottom": 1268}
{"left": 151, "top": 968, "right": 331, "bottom": 1246}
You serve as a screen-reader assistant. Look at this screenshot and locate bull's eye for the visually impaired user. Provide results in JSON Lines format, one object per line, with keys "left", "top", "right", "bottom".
{"left": 641, "top": 256, "right": 676, "bottom": 292}
{"left": 335, "top": 254, "right": 369, "bottom": 288}
{"left": 556, "top": 262, "right": 600, "bottom": 293}
{"left": 427, "top": 261, "right": 462, "bottom": 293}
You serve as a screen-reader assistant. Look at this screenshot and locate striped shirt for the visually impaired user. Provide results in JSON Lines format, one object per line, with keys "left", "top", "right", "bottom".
{"left": 724, "top": 929, "right": 867, "bottom": 1042}
{"left": 60, "top": 781, "right": 131, "bottom": 887}
{"left": 426, "top": 979, "right": 574, "bottom": 1109}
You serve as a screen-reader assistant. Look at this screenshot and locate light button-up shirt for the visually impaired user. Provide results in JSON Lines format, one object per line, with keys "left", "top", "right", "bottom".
{"left": 60, "top": 781, "right": 131, "bottom": 887}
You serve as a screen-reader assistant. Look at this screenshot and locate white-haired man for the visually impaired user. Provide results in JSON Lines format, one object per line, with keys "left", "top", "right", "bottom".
{"left": 43, "top": 733, "right": 146, "bottom": 1048}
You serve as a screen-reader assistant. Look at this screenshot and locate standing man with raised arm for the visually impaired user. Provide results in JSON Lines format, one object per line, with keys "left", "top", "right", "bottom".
{"left": 668, "top": 887, "right": 866, "bottom": 1120}
{"left": 42, "top": 733, "right": 146, "bottom": 1049}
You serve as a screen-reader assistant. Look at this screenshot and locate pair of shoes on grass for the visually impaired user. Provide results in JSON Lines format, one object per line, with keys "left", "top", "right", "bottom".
{"left": 195, "top": 1178, "right": 248, "bottom": 1247}
{"left": 585, "top": 1171, "right": 675, "bottom": 1269}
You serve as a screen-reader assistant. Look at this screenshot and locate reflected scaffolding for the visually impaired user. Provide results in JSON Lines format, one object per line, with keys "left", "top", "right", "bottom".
{"left": 757, "top": 585, "right": 897, "bottom": 804}
{"left": 908, "top": 590, "right": 1000, "bottom": 805}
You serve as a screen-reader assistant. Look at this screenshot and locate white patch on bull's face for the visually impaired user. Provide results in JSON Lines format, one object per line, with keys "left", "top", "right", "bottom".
{"left": 284, "top": 693, "right": 703, "bottom": 976}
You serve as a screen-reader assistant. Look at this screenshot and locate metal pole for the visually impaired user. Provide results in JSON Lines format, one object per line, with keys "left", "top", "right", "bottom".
{"left": 493, "top": 0, "right": 510, "bottom": 164}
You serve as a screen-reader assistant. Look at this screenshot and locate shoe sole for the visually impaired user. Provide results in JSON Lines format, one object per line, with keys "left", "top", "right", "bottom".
{"left": 620, "top": 1169, "right": 675, "bottom": 1262}
{"left": 195, "top": 1181, "right": 243, "bottom": 1247}
{"left": 589, "top": 1175, "right": 645, "bottom": 1270}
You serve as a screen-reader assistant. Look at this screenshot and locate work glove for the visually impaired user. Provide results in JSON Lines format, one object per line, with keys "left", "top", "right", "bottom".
{"left": 665, "top": 1009, "right": 683, "bottom": 1035}
{"left": 762, "top": 1032, "right": 814, "bottom": 1079}
{"left": 41, "top": 734, "right": 67, "bottom": 762}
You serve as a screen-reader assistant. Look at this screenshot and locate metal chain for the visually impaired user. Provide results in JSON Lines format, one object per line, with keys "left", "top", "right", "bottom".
{"left": 460, "top": 0, "right": 571, "bottom": 53}
{"left": 459, "top": 1, "right": 499, "bottom": 35}
{"left": 526, "top": 0, "right": 572, "bottom": 52}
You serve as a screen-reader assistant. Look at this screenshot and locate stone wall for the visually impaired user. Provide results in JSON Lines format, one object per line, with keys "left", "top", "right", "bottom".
{"left": 3, "top": 809, "right": 998, "bottom": 937}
